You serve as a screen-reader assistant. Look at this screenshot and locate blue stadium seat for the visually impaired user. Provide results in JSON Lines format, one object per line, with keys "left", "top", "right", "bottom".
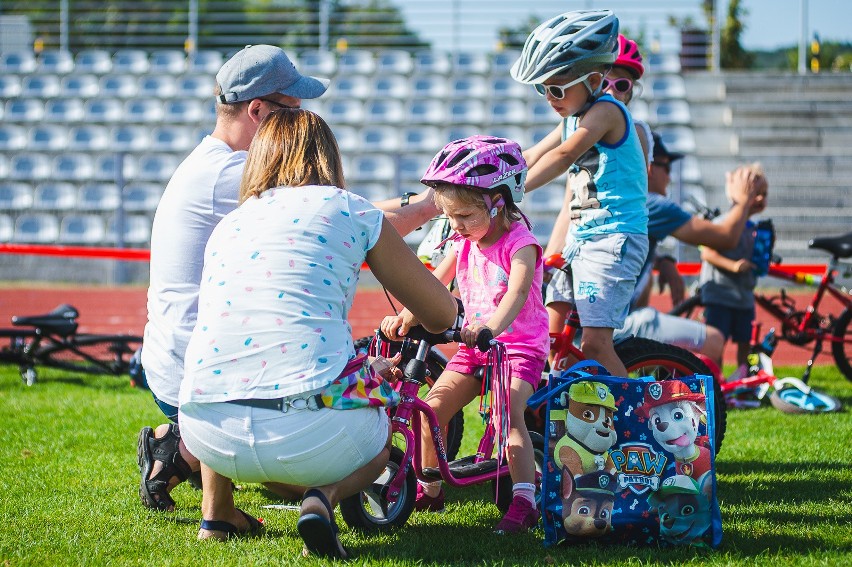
{"left": 59, "top": 214, "right": 106, "bottom": 244}
{"left": 450, "top": 76, "right": 488, "bottom": 99}
{"left": 487, "top": 125, "right": 529, "bottom": 148}
{"left": 337, "top": 50, "right": 376, "bottom": 76}
{"left": 138, "top": 75, "right": 177, "bottom": 99}
{"left": 124, "top": 98, "right": 166, "bottom": 123}
{"left": 396, "top": 154, "right": 431, "bottom": 183}
{"left": 650, "top": 100, "right": 692, "bottom": 126}
{"left": 99, "top": 74, "right": 139, "bottom": 98}
{"left": 75, "top": 49, "right": 113, "bottom": 74}
{"left": 324, "top": 99, "right": 365, "bottom": 125}
{"left": 9, "top": 153, "right": 52, "bottom": 181}
{"left": 0, "top": 75, "right": 21, "bottom": 98}
{"left": 449, "top": 100, "right": 485, "bottom": 124}
{"left": 0, "top": 125, "right": 27, "bottom": 151}
{"left": 123, "top": 183, "right": 163, "bottom": 212}
{"left": 647, "top": 53, "right": 682, "bottom": 74}
{"left": 350, "top": 155, "right": 396, "bottom": 182}
{"left": 410, "top": 75, "right": 449, "bottom": 99}
{"left": 489, "top": 100, "right": 528, "bottom": 125}
{"left": 407, "top": 99, "right": 447, "bottom": 124}
{"left": 84, "top": 99, "right": 123, "bottom": 123}
{"left": 149, "top": 49, "right": 187, "bottom": 74}
{"left": 37, "top": 50, "right": 75, "bottom": 74}
{"left": 364, "top": 100, "right": 405, "bottom": 124}
{"left": 93, "top": 154, "right": 125, "bottom": 182}
{"left": 5, "top": 99, "right": 45, "bottom": 123}
{"left": 452, "top": 52, "right": 490, "bottom": 76}
{"left": 28, "top": 125, "right": 69, "bottom": 151}
{"left": 13, "top": 213, "right": 60, "bottom": 244}
{"left": 188, "top": 50, "right": 224, "bottom": 74}
{"left": 32, "top": 182, "right": 78, "bottom": 211}
{"left": 0, "top": 214, "right": 13, "bottom": 242}
{"left": 330, "top": 125, "right": 358, "bottom": 153}
{"left": 446, "top": 124, "right": 479, "bottom": 143}
{"left": 328, "top": 76, "right": 371, "bottom": 100}
{"left": 490, "top": 76, "right": 532, "bottom": 101}
{"left": 60, "top": 74, "right": 100, "bottom": 98}
{"left": 489, "top": 50, "right": 522, "bottom": 76}
{"left": 150, "top": 126, "right": 194, "bottom": 152}
{"left": 414, "top": 51, "right": 451, "bottom": 75}
{"left": 107, "top": 214, "right": 151, "bottom": 245}
{"left": 375, "top": 50, "right": 413, "bottom": 76}
{"left": 69, "top": 125, "right": 110, "bottom": 151}
{"left": 348, "top": 183, "right": 392, "bottom": 203}
{"left": 649, "top": 76, "right": 687, "bottom": 100}
{"left": 163, "top": 99, "right": 207, "bottom": 124}
{"left": 529, "top": 99, "right": 556, "bottom": 125}
{"left": 402, "top": 126, "right": 444, "bottom": 152}
{"left": 359, "top": 126, "right": 400, "bottom": 152}
{"left": 112, "top": 49, "right": 150, "bottom": 74}
{"left": 371, "top": 75, "right": 410, "bottom": 100}
{"left": 43, "top": 99, "right": 85, "bottom": 123}
{"left": 77, "top": 183, "right": 120, "bottom": 211}
{"left": 297, "top": 50, "right": 337, "bottom": 76}
{"left": 0, "top": 51, "right": 37, "bottom": 73}
{"left": 658, "top": 126, "right": 696, "bottom": 154}
{"left": 177, "top": 74, "right": 216, "bottom": 99}
{"left": 21, "top": 75, "right": 61, "bottom": 98}
{"left": 0, "top": 182, "right": 33, "bottom": 211}
{"left": 132, "top": 154, "right": 180, "bottom": 182}
{"left": 54, "top": 153, "right": 95, "bottom": 181}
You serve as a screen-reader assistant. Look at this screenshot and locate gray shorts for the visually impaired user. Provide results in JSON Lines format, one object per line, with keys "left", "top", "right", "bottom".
{"left": 545, "top": 232, "right": 648, "bottom": 329}
{"left": 614, "top": 307, "right": 707, "bottom": 351}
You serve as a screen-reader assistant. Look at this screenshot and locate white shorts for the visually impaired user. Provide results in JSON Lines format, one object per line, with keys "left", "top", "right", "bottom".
{"left": 179, "top": 401, "right": 389, "bottom": 487}
{"left": 614, "top": 307, "right": 707, "bottom": 351}
{"left": 545, "top": 232, "right": 648, "bottom": 329}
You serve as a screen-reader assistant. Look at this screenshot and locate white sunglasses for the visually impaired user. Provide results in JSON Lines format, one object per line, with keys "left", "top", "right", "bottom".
{"left": 533, "top": 72, "right": 597, "bottom": 99}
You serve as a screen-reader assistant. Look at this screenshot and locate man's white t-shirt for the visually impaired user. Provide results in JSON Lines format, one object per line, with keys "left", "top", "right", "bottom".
{"left": 142, "top": 136, "right": 243, "bottom": 407}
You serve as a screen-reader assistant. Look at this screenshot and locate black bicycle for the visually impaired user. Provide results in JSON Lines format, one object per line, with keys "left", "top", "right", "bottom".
{"left": 0, "top": 304, "right": 142, "bottom": 386}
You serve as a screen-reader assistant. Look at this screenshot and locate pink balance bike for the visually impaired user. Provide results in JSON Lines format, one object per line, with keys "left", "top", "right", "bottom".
{"left": 338, "top": 326, "right": 545, "bottom": 532}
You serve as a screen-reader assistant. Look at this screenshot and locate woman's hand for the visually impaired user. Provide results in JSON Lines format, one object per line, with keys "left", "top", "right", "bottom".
{"left": 732, "top": 259, "right": 755, "bottom": 274}
{"left": 371, "top": 353, "right": 403, "bottom": 383}
{"left": 380, "top": 311, "right": 418, "bottom": 341}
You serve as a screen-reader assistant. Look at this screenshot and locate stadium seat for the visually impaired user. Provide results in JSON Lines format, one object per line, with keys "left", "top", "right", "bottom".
{"left": 524, "top": 180, "right": 564, "bottom": 213}
{"left": 0, "top": 75, "right": 22, "bottom": 98}
{"left": 396, "top": 154, "right": 431, "bottom": 183}
{"left": 177, "top": 74, "right": 216, "bottom": 99}
{"left": 489, "top": 100, "right": 528, "bottom": 125}
{"left": 324, "top": 99, "right": 365, "bottom": 125}
{"left": 297, "top": 50, "right": 337, "bottom": 76}
{"left": 123, "top": 183, "right": 163, "bottom": 212}
{"left": 75, "top": 49, "right": 113, "bottom": 74}
{"left": 658, "top": 126, "right": 696, "bottom": 154}
{"left": 21, "top": 75, "right": 61, "bottom": 98}
{"left": 110, "top": 124, "right": 151, "bottom": 152}
{"left": 0, "top": 182, "right": 33, "bottom": 211}
{"left": 59, "top": 214, "right": 106, "bottom": 245}
{"left": 529, "top": 98, "right": 556, "bottom": 125}
{"left": 331, "top": 125, "right": 358, "bottom": 153}
{"left": 112, "top": 49, "right": 150, "bottom": 74}
{"left": 163, "top": 99, "right": 207, "bottom": 124}
{"left": 32, "top": 182, "right": 78, "bottom": 211}
{"left": 149, "top": 49, "right": 187, "bottom": 74}
{"left": 0, "top": 214, "right": 13, "bottom": 242}
{"left": 77, "top": 183, "right": 120, "bottom": 211}
{"left": 299, "top": 98, "right": 324, "bottom": 115}
{"left": 402, "top": 126, "right": 445, "bottom": 152}
{"left": 84, "top": 99, "right": 124, "bottom": 123}
{"left": 375, "top": 50, "right": 413, "bottom": 76}
{"left": 107, "top": 214, "right": 151, "bottom": 245}
{"left": 371, "top": 75, "right": 410, "bottom": 100}
{"left": 647, "top": 52, "right": 682, "bottom": 74}
{"left": 37, "top": 50, "right": 75, "bottom": 74}
{"left": 0, "top": 155, "right": 7, "bottom": 178}
{"left": 5, "top": 99, "right": 45, "bottom": 122}
{"left": 337, "top": 50, "right": 376, "bottom": 76}
{"left": 13, "top": 213, "right": 60, "bottom": 244}
{"left": 529, "top": 216, "right": 556, "bottom": 246}
{"left": 414, "top": 51, "right": 451, "bottom": 75}
{"left": 150, "top": 126, "right": 195, "bottom": 152}
{"left": 364, "top": 99, "right": 405, "bottom": 124}
{"left": 28, "top": 124, "right": 69, "bottom": 151}
{"left": 674, "top": 155, "right": 703, "bottom": 184}
{"left": 188, "top": 50, "right": 224, "bottom": 74}
{"left": 490, "top": 76, "right": 531, "bottom": 101}
{"left": 446, "top": 124, "right": 479, "bottom": 143}
{"left": 359, "top": 126, "right": 400, "bottom": 152}
{"left": 630, "top": 98, "right": 650, "bottom": 123}
{"left": 410, "top": 75, "right": 449, "bottom": 99}
{"left": 449, "top": 100, "right": 485, "bottom": 124}
{"left": 450, "top": 76, "right": 488, "bottom": 99}
{"left": 93, "top": 153, "right": 129, "bottom": 182}
{"left": 133, "top": 154, "right": 180, "bottom": 182}
{"left": 452, "top": 52, "right": 490, "bottom": 76}
{"left": 650, "top": 100, "right": 692, "bottom": 126}
{"left": 487, "top": 125, "right": 529, "bottom": 148}
{"left": 125, "top": 98, "right": 166, "bottom": 123}
{"left": 406, "top": 99, "right": 448, "bottom": 124}
{"left": 328, "top": 76, "right": 371, "bottom": 100}
{"left": 489, "top": 50, "right": 522, "bottom": 76}
{"left": 60, "top": 74, "right": 100, "bottom": 98}
{"left": 69, "top": 125, "right": 110, "bottom": 151}
{"left": 98, "top": 74, "right": 139, "bottom": 98}
{"left": 530, "top": 126, "right": 554, "bottom": 145}
{"left": 0, "top": 51, "right": 37, "bottom": 73}
{"left": 349, "top": 155, "right": 396, "bottom": 182}
{"left": 54, "top": 153, "right": 95, "bottom": 181}
{"left": 138, "top": 75, "right": 177, "bottom": 99}
{"left": 0, "top": 125, "right": 27, "bottom": 151}
{"left": 9, "top": 153, "right": 51, "bottom": 180}
{"left": 649, "top": 75, "right": 687, "bottom": 100}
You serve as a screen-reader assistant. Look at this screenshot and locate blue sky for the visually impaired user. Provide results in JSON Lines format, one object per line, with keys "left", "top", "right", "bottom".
{"left": 743, "top": 0, "right": 850, "bottom": 48}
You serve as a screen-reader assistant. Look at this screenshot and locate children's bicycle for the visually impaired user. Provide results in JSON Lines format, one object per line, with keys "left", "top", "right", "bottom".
{"left": 0, "top": 304, "right": 142, "bottom": 386}
{"left": 670, "top": 231, "right": 852, "bottom": 384}
{"left": 340, "top": 326, "right": 546, "bottom": 532}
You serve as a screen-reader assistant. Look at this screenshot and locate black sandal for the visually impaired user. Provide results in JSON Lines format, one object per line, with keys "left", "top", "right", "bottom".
{"left": 137, "top": 424, "right": 193, "bottom": 511}
{"left": 297, "top": 488, "right": 350, "bottom": 559}
{"left": 199, "top": 508, "right": 264, "bottom": 540}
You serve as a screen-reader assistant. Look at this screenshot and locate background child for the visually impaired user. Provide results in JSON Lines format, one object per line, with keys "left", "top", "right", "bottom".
{"left": 381, "top": 135, "right": 549, "bottom": 534}
{"left": 510, "top": 10, "right": 649, "bottom": 376}
{"left": 604, "top": 33, "right": 653, "bottom": 164}
{"left": 699, "top": 163, "right": 770, "bottom": 367}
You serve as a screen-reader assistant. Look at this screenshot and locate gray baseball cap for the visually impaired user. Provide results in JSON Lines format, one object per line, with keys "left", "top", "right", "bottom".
{"left": 216, "top": 44, "right": 329, "bottom": 104}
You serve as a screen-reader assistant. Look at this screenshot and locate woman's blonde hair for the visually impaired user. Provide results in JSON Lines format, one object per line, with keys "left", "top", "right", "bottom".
{"left": 239, "top": 109, "right": 345, "bottom": 203}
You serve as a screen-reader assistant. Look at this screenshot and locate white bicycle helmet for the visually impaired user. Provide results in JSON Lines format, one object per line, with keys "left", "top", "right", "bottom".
{"left": 510, "top": 9, "right": 619, "bottom": 85}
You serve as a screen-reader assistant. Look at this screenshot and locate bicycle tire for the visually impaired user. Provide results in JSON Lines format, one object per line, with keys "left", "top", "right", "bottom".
{"left": 830, "top": 308, "right": 852, "bottom": 381}
{"left": 33, "top": 334, "right": 142, "bottom": 377}
{"left": 769, "top": 386, "right": 842, "bottom": 414}
{"left": 616, "top": 337, "right": 727, "bottom": 454}
{"left": 354, "top": 336, "right": 463, "bottom": 461}
{"left": 339, "top": 446, "right": 415, "bottom": 532}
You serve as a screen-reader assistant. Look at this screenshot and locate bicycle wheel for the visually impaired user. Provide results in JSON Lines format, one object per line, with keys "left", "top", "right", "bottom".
{"left": 339, "top": 446, "right": 415, "bottom": 533}
{"left": 33, "top": 334, "right": 143, "bottom": 377}
{"left": 769, "top": 384, "right": 842, "bottom": 413}
{"left": 616, "top": 337, "right": 727, "bottom": 454}
{"left": 830, "top": 308, "right": 852, "bottom": 381}
{"left": 354, "top": 336, "right": 463, "bottom": 461}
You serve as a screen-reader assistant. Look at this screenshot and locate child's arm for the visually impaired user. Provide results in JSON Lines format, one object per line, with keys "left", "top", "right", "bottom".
{"left": 525, "top": 103, "right": 625, "bottom": 191}
{"left": 462, "top": 245, "right": 537, "bottom": 346}
{"left": 522, "top": 124, "right": 562, "bottom": 177}
{"left": 543, "top": 183, "right": 573, "bottom": 258}
{"left": 700, "top": 246, "right": 754, "bottom": 274}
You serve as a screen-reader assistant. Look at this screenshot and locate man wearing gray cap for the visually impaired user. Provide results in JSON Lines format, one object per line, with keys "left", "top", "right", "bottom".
{"left": 137, "top": 45, "right": 439, "bottom": 516}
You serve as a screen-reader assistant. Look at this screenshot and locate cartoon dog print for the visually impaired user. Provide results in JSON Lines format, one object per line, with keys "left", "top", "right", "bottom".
{"left": 646, "top": 473, "right": 713, "bottom": 546}
{"left": 561, "top": 469, "right": 616, "bottom": 538}
{"left": 569, "top": 147, "right": 612, "bottom": 228}
{"left": 637, "top": 380, "right": 710, "bottom": 480}
{"left": 553, "top": 380, "right": 618, "bottom": 479}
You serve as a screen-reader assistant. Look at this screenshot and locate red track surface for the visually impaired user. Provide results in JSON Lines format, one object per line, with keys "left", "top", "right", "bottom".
{"left": 0, "top": 285, "right": 843, "bottom": 369}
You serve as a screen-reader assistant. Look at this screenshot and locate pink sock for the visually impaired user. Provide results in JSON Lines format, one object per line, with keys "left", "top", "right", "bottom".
{"left": 513, "top": 482, "right": 536, "bottom": 506}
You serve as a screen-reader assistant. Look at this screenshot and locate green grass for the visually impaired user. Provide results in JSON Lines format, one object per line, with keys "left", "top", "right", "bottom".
{"left": 1, "top": 365, "right": 850, "bottom": 566}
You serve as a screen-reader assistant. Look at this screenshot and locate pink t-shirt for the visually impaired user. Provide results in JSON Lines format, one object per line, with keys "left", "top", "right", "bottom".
{"left": 453, "top": 221, "right": 549, "bottom": 361}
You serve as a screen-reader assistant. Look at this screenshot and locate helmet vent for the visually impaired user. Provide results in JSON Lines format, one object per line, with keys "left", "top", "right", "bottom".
{"left": 497, "top": 152, "right": 520, "bottom": 166}
{"left": 447, "top": 149, "right": 472, "bottom": 168}
{"left": 466, "top": 164, "right": 499, "bottom": 177}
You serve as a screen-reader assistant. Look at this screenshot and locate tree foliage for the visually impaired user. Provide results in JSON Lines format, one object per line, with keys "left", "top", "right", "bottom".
{"left": 720, "top": 0, "right": 753, "bottom": 69}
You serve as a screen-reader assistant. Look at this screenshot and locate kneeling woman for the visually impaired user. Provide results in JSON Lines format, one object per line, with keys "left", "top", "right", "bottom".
{"left": 178, "top": 109, "right": 457, "bottom": 558}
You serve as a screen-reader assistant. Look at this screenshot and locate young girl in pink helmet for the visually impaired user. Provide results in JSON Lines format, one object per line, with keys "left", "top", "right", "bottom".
{"left": 381, "top": 135, "right": 549, "bottom": 534}
{"left": 605, "top": 34, "right": 653, "bottom": 164}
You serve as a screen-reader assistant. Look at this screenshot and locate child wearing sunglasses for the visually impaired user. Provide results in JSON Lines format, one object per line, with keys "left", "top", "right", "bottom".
{"left": 605, "top": 34, "right": 653, "bottom": 165}
{"left": 510, "top": 9, "right": 648, "bottom": 377}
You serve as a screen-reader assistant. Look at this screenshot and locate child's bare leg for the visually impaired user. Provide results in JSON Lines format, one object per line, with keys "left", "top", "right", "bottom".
{"left": 581, "top": 326, "right": 627, "bottom": 376}
{"left": 546, "top": 301, "right": 572, "bottom": 365}
{"left": 506, "top": 379, "right": 535, "bottom": 486}
{"left": 420, "top": 371, "right": 480, "bottom": 469}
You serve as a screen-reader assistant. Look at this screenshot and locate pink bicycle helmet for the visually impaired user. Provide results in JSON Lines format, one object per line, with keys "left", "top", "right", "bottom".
{"left": 421, "top": 135, "right": 528, "bottom": 205}
{"left": 615, "top": 34, "right": 644, "bottom": 79}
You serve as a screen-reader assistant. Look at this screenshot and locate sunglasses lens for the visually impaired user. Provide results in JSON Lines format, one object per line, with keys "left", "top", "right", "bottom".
{"left": 547, "top": 86, "right": 564, "bottom": 99}
{"left": 534, "top": 84, "right": 546, "bottom": 96}
{"left": 616, "top": 79, "right": 632, "bottom": 93}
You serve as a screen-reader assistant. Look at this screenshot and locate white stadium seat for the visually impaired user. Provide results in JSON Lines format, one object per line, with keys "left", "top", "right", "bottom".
{"left": 84, "top": 99, "right": 124, "bottom": 123}
{"left": 407, "top": 99, "right": 447, "bottom": 124}
{"left": 297, "top": 50, "right": 337, "bottom": 77}
{"left": 188, "top": 50, "right": 224, "bottom": 74}
{"left": 0, "top": 125, "right": 27, "bottom": 151}
{"left": 414, "top": 51, "right": 451, "bottom": 75}
{"left": 149, "top": 49, "right": 187, "bottom": 74}
{"left": 54, "top": 153, "right": 95, "bottom": 181}
{"left": 75, "top": 49, "right": 113, "bottom": 74}
{"left": 32, "top": 182, "right": 78, "bottom": 211}
{"left": 60, "top": 74, "right": 100, "bottom": 98}
{"left": 20, "top": 75, "right": 61, "bottom": 98}
{"left": 99, "top": 74, "right": 138, "bottom": 98}
{"left": 364, "top": 100, "right": 405, "bottom": 124}
{"left": 337, "top": 50, "right": 376, "bottom": 76}
{"left": 0, "top": 182, "right": 34, "bottom": 211}
{"left": 124, "top": 98, "right": 166, "bottom": 123}
{"left": 112, "top": 49, "right": 150, "bottom": 74}
{"left": 28, "top": 124, "right": 69, "bottom": 151}
{"left": 452, "top": 52, "right": 490, "bottom": 75}
{"left": 69, "top": 125, "right": 110, "bottom": 151}
{"left": 0, "top": 76, "right": 22, "bottom": 98}
{"left": 9, "top": 153, "right": 52, "bottom": 180}
{"left": 124, "top": 183, "right": 163, "bottom": 212}
{"left": 0, "top": 51, "right": 37, "bottom": 73}
{"left": 375, "top": 50, "right": 413, "bottom": 76}
{"left": 359, "top": 126, "right": 400, "bottom": 152}
{"left": 137, "top": 75, "right": 177, "bottom": 99}
{"left": 13, "top": 213, "right": 60, "bottom": 244}
{"left": 5, "top": 99, "right": 45, "bottom": 123}
{"left": 328, "top": 76, "right": 371, "bottom": 100}
{"left": 37, "top": 50, "right": 75, "bottom": 74}
{"left": 77, "top": 183, "right": 120, "bottom": 211}
{"left": 59, "top": 214, "right": 106, "bottom": 245}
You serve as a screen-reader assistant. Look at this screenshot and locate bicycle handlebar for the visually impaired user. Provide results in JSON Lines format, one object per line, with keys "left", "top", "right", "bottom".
{"left": 379, "top": 326, "right": 495, "bottom": 352}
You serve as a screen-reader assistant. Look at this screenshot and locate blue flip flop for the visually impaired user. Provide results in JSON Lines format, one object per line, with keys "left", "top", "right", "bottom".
{"left": 297, "top": 489, "right": 349, "bottom": 559}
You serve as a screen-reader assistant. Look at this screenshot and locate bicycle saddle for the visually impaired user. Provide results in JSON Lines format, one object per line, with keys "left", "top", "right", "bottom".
{"left": 809, "top": 232, "right": 852, "bottom": 259}
{"left": 12, "top": 304, "right": 79, "bottom": 336}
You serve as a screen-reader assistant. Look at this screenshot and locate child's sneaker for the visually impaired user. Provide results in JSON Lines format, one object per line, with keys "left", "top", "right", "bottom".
{"left": 494, "top": 495, "right": 539, "bottom": 534}
{"left": 414, "top": 483, "right": 445, "bottom": 512}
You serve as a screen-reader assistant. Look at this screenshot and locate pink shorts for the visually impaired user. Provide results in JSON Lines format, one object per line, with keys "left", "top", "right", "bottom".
{"left": 445, "top": 345, "right": 545, "bottom": 390}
